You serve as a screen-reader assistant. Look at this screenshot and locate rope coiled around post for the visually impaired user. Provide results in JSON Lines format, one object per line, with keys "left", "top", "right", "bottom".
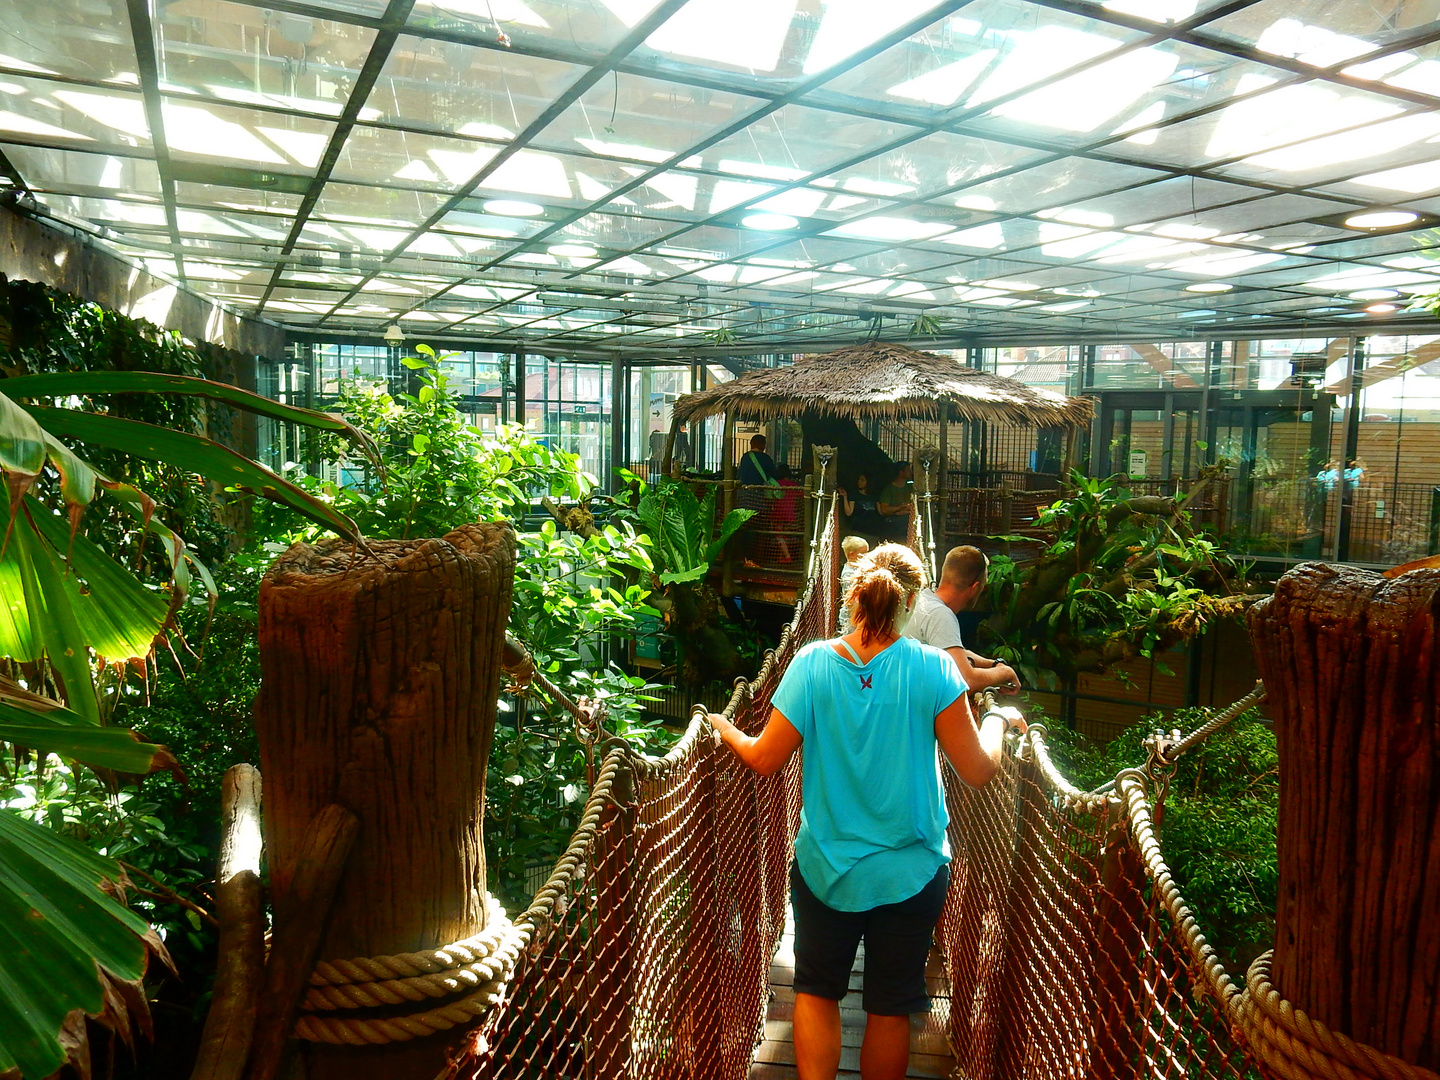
{"left": 1116, "top": 769, "right": 1440, "bottom": 1080}
{"left": 293, "top": 497, "right": 840, "bottom": 1047}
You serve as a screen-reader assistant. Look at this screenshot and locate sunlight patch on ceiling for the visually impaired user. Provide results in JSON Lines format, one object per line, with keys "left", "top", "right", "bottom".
{"left": 645, "top": 0, "right": 798, "bottom": 72}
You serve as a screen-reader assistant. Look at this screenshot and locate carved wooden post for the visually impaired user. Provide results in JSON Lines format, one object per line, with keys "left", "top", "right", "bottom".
{"left": 1246, "top": 563, "right": 1439, "bottom": 1071}
{"left": 191, "top": 765, "right": 264, "bottom": 1080}
{"left": 254, "top": 523, "right": 516, "bottom": 1079}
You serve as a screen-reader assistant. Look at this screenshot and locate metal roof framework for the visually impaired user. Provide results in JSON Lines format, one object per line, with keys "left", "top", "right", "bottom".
{"left": 7, "top": 0, "right": 1440, "bottom": 356}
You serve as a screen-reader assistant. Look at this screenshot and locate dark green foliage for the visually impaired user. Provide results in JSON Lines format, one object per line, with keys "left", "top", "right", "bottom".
{"left": 0, "top": 274, "right": 252, "bottom": 567}
{"left": 980, "top": 471, "right": 1257, "bottom": 688}
{"left": 1043, "top": 708, "right": 1279, "bottom": 972}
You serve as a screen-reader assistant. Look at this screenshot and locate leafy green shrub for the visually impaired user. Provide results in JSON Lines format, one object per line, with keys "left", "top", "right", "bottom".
{"left": 1042, "top": 708, "right": 1278, "bottom": 973}
{"left": 980, "top": 471, "right": 1259, "bottom": 688}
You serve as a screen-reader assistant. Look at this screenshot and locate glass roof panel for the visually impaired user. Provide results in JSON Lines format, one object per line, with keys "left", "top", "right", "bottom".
{"left": 2, "top": 0, "right": 137, "bottom": 84}
{"left": 1201, "top": 2, "right": 1440, "bottom": 68}
{"left": 1, "top": 143, "right": 160, "bottom": 195}
{"left": 973, "top": 41, "right": 1287, "bottom": 152}
{"left": 406, "top": 0, "right": 666, "bottom": 58}
{"left": 930, "top": 156, "right": 1169, "bottom": 216}
{"left": 162, "top": 100, "right": 336, "bottom": 171}
{"left": 813, "top": 131, "right": 1047, "bottom": 203}
{"left": 311, "top": 182, "right": 453, "bottom": 226}
{"left": 1041, "top": 175, "right": 1266, "bottom": 229}
{"left": 554, "top": 209, "right": 681, "bottom": 249}
{"left": 695, "top": 105, "right": 922, "bottom": 184}
{"left": 261, "top": 0, "right": 390, "bottom": 20}
{"left": 538, "top": 72, "right": 762, "bottom": 168}
{"left": 373, "top": 36, "right": 580, "bottom": 137}
{"left": 0, "top": 75, "right": 150, "bottom": 145}
{"left": 173, "top": 182, "right": 305, "bottom": 215}
{"left": 1119, "top": 78, "right": 1415, "bottom": 170}
{"left": 1343, "top": 38, "right": 1440, "bottom": 99}
{"left": 820, "top": 0, "right": 1140, "bottom": 119}
{"left": 156, "top": 2, "right": 377, "bottom": 118}
{"left": 1221, "top": 110, "right": 1440, "bottom": 187}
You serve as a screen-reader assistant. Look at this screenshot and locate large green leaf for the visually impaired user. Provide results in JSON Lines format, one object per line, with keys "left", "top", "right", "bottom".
{"left": 0, "top": 498, "right": 170, "bottom": 709}
{"left": 0, "top": 371, "right": 377, "bottom": 464}
{"left": 18, "top": 496, "right": 170, "bottom": 662}
{"left": 0, "top": 810, "right": 150, "bottom": 1080}
{"left": 25, "top": 407, "right": 363, "bottom": 545}
{"left": 6, "top": 519, "right": 99, "bottom": 723}
{"left": 0, "top": 702, "right": 170, "bottom": 773}
{"left": 704, "top": 507, "right": 756, "bottom": 566}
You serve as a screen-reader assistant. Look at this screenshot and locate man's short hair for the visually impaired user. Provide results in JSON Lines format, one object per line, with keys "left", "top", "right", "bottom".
{"left": 940, "top": 545, "right": 989, "bottom": 589}
{"left": 842, "top": 535, "right": 869, "bottom": 556}
{"left": 750, "top": 434, "right": 766, "bottom": 449}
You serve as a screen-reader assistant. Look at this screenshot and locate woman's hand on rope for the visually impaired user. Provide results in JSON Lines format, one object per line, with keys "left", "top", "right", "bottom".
{"left": 709, "top": 708, "right": 801, "bottom": 777}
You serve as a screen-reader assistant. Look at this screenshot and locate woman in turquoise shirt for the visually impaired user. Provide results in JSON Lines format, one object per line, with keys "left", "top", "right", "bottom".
{"left": 709, "top": 544, "right": 1024, "bottom": 1080}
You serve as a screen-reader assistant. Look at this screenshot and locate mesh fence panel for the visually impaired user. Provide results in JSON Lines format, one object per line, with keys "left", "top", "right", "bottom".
{"left": 937, "top": 749, "right": 1261, "bottom": 1080}
{"left": 445, "top": 490, "right": 1271, "bottom": 1080}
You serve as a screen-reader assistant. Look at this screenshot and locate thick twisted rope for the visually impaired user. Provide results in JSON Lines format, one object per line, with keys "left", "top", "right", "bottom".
{"left": 1117, "top": 770, "right": 1439, "bottom": 1080}
{"left": 295, "top": 499, "right": 840, "bottom": 1045}
{"left": 1157, "top": 680, "right": 1267, "bottom": 763}
{"left": 1024, "top": 726, "right": 1118, "bottom": 813}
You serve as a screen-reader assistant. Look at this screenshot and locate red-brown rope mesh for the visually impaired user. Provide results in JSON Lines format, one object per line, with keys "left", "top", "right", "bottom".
{"left": 440, "top": 490, "right": 1275, "bottom": 1080}
{"left": 446, "top": 496, "right": 837, "bottom": 1079}
{"left": 937, "top": 734, "right": 1257, "bottom": 1080}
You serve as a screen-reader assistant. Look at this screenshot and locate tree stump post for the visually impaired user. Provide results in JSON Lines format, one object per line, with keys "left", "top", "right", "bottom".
{"left": 254, "top": 523, "right": 516, "bottom": 1080}
{"left": 1247, "top": 563, "right": 1440, "bottom": 1070}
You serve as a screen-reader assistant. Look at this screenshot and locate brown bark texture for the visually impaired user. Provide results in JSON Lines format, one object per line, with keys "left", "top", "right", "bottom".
{"left": 254, "top": 522, "right": 516, "bottom": 960}
{"left": 246, "top": 803, "right": 359, "bottom": 1080}
{"left": 1247, "top": 563, "right": 1440, "bottom": 1070}
{"left": 190, "top": 764, "right": 264, "bottom": 1080}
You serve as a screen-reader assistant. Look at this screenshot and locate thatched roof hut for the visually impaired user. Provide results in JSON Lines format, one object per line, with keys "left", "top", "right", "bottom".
{"left": 672, "top": 342, "right": 1093, "bottom": 428}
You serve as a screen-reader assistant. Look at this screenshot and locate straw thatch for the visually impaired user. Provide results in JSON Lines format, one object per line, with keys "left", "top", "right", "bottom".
{"left": 672, "top": 342, "right": 1093, "bottom": 428}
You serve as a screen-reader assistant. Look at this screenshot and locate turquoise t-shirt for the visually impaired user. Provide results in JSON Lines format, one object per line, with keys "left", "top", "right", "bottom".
{"left": 772, "top": 636, "right": 967, "bottom": 912}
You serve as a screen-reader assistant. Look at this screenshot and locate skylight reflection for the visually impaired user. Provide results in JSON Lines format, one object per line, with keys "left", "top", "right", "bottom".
{"left": 803, "top": 0, "right": 936, "bottom": 75}
{"left": 645, "top": 0, "right": 797, "bottom": 72}
{"left": 988, "top": 47, "right": 1178, "bottom": 132}
{"left": 967, "top": 26, "right": 1127, "bottom": 107}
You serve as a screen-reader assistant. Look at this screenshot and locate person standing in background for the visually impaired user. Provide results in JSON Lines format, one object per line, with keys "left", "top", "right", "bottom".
{"left": 905, "top": 545, "right": 1020, "bottom": 694}
{"left": 878, "top": 462, "right": 914, "bottom": 541}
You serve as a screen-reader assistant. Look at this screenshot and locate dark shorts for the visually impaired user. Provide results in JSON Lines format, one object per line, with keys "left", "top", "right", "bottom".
{"left": 789, "top": 860, "right": 949, "bottom": 1016}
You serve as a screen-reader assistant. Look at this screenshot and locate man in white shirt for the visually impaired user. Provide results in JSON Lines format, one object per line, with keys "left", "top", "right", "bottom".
{"left": 904, "top": 545, "right": 1020, "bottom": 693}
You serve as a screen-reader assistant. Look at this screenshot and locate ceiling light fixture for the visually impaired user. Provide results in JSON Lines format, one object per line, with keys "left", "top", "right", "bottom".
{"left": 1349, "top": 288, "right": 1400, "bottom": 300}
{"left": 1184, "top": 282, "right": 1232, "bottom": 293}
{"left": 1343, "top": 209, "right": 1418, "bottom": 229}
{"left": 382, "top": 323, "right": 405, "bottom": 345}
{"left": 548, "top": 243, "right": 597, "bottom": 257}
{"left": 1365, "top": 302, "right": 1398, "bottom": 313}
{"left": 741, "top": 212, "right": 799, "bottom": 231}
{"left": 483, "top": 199, "right": 546, "bottom": 217}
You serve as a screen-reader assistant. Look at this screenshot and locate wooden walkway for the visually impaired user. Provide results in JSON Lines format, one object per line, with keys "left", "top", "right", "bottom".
{"left": 750, "top": 908, "right": 955, "bottom": 1079}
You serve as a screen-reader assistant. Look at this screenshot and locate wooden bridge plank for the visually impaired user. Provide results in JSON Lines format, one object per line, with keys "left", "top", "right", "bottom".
{"left": 750, "top": 910, "right": 956, "bottom": 1080}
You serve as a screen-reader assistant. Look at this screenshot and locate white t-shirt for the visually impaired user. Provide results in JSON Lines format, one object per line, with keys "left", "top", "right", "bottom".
{"left": 903, "top": 589, "right": 964, "bottom": 652}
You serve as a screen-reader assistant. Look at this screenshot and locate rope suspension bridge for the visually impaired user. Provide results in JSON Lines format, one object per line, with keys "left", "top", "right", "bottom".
{"left": 262, "top": 456, "right": 1436, "bottom": 1080}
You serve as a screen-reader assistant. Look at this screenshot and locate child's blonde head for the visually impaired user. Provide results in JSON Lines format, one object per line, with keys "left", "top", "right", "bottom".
{"left": 842, "top": 535, "right": 869, "bottom": 561}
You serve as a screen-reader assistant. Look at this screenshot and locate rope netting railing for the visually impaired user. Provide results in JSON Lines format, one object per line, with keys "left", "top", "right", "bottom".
{"left": 430, "top": 488, "right": 843, "bottom": 1079}
{"left": 282, "top": 452, "right": 1435, "bottom": 1080}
